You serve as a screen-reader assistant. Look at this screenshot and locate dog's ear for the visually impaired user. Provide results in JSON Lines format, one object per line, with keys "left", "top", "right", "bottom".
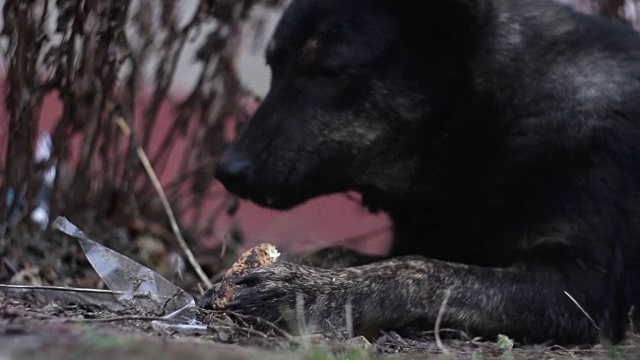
{"left": 379, "top": 0, "right": 486, "bottom": 49}
{"left": 387, "top": 0, "right": 486, "bottom": 28}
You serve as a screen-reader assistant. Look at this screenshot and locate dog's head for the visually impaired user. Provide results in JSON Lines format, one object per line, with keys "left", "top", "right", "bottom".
{"left": 217, "top": 0, "right": 478, "bottom": 209}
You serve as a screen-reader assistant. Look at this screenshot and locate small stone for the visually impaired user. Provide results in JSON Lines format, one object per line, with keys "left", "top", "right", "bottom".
{"left": 345, "top": 335, "right": 372, "bottom": 350}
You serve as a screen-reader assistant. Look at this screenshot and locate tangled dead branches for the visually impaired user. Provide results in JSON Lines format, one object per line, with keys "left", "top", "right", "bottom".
{"left": 0, "top": 0, "right": 284, "bottom": 240}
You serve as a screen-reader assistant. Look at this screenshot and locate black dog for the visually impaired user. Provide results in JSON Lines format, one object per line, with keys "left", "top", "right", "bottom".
{"left": 206, "top": 0, "right": 640, "bottom": 345}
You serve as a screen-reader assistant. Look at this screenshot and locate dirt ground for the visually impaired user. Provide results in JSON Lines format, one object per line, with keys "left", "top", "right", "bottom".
{"left": 1, "top": 221, "right": 639, "bottom": 360}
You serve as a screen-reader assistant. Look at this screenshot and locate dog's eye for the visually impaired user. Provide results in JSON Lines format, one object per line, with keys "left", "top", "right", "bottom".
{"left": 295, "top": 35, "right": 348, "bottom": 78}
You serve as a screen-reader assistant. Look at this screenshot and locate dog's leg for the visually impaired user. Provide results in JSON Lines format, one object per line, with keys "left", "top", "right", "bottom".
{"left": 222, "top": 256, "right": 623, "bottom": 344}
{"left": 292, "top": 246, "right": 387, "bottom": 269}
{"left": 197, "top": 246, "right": 385, "bottom": 309}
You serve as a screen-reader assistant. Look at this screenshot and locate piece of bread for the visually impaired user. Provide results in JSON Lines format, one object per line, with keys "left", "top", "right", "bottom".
{"left": 214, "top": 243, "right": 280, "bottom": 309}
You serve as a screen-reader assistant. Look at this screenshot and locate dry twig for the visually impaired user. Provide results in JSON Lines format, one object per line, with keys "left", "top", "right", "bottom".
{"left": 435, "top": 288, "right": 453, "bottom": 355}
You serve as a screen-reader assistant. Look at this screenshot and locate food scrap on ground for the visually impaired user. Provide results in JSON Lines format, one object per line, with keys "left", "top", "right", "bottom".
{"left": 214, "top": 243, "right": 280, "bottom": 309}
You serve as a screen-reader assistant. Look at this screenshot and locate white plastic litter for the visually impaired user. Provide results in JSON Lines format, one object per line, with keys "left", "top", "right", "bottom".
{"left": 53, "top": 216, "right": 208, "bottom": 334}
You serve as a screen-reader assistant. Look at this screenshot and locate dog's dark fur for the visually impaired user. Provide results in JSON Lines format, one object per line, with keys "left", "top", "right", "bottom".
{"left": 204, "top": 0, "right": 640, "bottom": 344}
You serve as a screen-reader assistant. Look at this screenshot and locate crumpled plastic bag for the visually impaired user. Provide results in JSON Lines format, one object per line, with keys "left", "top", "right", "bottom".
{"left": 53, "top": 216, "right": 208, "bottom": 334}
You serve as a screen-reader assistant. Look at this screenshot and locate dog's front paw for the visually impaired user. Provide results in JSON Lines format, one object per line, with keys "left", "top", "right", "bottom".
{"left": 223, "top": 262, "right": 347, "bottom": 331}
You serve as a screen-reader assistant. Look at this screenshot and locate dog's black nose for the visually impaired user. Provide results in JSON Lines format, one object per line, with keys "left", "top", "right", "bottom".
{"left": 216, "top": 156, "right": 251, "bottom": 191}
